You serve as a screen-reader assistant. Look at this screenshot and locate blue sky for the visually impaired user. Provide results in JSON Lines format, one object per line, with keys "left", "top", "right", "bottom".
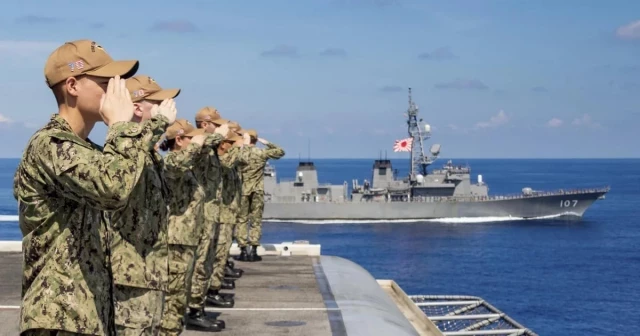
{"left": 0, "top": 0, "right": 639, "bottom": 158}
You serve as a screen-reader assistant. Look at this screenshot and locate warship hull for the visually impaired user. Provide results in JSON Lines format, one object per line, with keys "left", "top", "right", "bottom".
{"left": 263, "top": 190, "right": 607, "bottom": 221}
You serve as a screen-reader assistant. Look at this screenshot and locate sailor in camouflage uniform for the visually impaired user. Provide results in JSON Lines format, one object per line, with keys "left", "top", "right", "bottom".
{"left": 235, "top": 129, "right": 285, "bottom": 261}
{"left": 13, "top": 39, "right": 144, "bottom": 335}
{"left": 102, "top": 76, "right": 178, "bottom": 336}
{"left": 188, "top": 107, "right": 233, "bottom": 322}
{"left": 157, "top": 119, "right": 223, "bottom": 334}
{"left": 208, "top": 128, "right": 250, "bottom": 302}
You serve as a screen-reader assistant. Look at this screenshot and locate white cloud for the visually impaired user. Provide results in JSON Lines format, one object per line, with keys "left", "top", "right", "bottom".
{"left": 0, "top": 113, "right": 10, "bottom": 123}
{"left": 572, "top": 114, "right": 602, "bottom": 128}
{"left": 616, "top": 20, "right": 640, "bottom": 40}
{"left": 546, "top": 118, "right": 563, "bottom": 128}
{"left": 474, "top": 110, "right": 508, "bottom": 129}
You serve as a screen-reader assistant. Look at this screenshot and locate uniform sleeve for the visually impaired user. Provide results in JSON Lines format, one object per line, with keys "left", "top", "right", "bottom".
{"left": 140, "top": 115, "right": 170, "bottom": 152}
{"left": 38, "top": 121, "right": 149, "bottom": 211}
{"left": 260, "top": 143, "right": 285, "bottom": 161}
{"left": 202, "top": 133, "right": 225, "bottom": 151}
{"left": 164, "top": 142, "right": 201, "bottom": 178}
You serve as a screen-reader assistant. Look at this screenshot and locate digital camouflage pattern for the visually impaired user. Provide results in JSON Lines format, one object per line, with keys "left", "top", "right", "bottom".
{"left": 238, "top": 143, "right": 285, "bottom": 196}
{"left": 164, "top": 142, "right": 205, "bottom": 246}
{"left": 236, "top": 142, "right": 284, "bottom": 247}
{"left": 210, "top": 146, "right": 247, "bottom": 289}
{"left": 22, "top": 330, "right": 84, "bottom": 335}
{"left": 189, "top": 133, "right": 225, "bottom": 309}
{"left": 109, "top": 115, "right": 171, "bottom": 293}
{"left": 236, "top": 193, "right": 266, "bottom": 247}
{"left": 113, "top": 286, "right": 164, "bottom": 335}
{"left": 13, "top": 114, "right": 149, "bottom": 335}
{"left": 160, "top": 142, "right": 204, "bottom": 335}
{"left": 159, "top": 245, "right": 196, "bottom": 336}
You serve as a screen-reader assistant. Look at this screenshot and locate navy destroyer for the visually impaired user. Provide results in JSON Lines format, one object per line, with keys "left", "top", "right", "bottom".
{"left": 262, "top": 88, "right": 609, "bottom": 221}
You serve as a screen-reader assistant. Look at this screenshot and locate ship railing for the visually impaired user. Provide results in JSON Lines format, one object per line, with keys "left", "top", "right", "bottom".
{"left": 265, "top": 186, "right": 610, "bottom": 203}
{"left": 404, "top": 186, "right": 610, "bottom": 203}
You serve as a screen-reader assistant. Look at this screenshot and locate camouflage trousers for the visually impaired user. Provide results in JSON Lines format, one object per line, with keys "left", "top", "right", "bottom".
{"left": 209, "top": 222, "right": 235, "bottom": 289}
{"left": 21, "top": 330, "right": 86, "bottom": 335}
{"left": 158, "top": 244, "right": 197, "bottom": 336}
{"left": 235, "top": 192, "right": 264, "bottom": 247}
{"left": 188, "top": 203, "right": 219, "bottom": 310}
{"left": 114, "top": 285, "right": 165, "bottom": 335}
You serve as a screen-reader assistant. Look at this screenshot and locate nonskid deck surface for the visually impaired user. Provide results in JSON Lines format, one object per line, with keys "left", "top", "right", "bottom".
{"left": 0, "top": 253, "right": 335, "bottom": 336}
{"left": 0, "top": 248, "right": 430, "bottom": 336}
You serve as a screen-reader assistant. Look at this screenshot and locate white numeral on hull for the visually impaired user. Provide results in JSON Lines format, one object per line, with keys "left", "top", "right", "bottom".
{"left": 560, "top": 200, "right": 578, "bottom": 207}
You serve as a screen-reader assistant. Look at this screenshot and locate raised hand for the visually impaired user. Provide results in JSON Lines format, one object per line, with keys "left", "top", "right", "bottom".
{"left": 99, "top": 75, "right": 134, "bottom": 126}
{"left": 214, "top": 123, "right": 229, "bottom": 137}
{"left": 258, "top": 137, "right": 269, "bottom": 145}
{"left": 150, "top": 99, "right": 177, "bottom": 124}
{"left": 205, "top": 123, "right": 217, "bottom": 133}
{"left": 191, "top": 134, "right": 206, "bottom": 146}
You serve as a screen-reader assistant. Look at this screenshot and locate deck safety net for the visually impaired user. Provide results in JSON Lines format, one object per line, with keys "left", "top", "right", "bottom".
{"left": 409, "top": 295, "right": 538, "bottom": 336}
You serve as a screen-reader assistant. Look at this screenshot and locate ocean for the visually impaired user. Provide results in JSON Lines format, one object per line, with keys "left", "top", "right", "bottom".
{"left": 1, "top": 157, "right": 639, "bottom": 335}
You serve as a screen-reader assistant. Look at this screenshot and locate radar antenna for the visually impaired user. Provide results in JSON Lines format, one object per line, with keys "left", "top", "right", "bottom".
{"left": 406, "top": 88, "right": 436, "bottom": 180}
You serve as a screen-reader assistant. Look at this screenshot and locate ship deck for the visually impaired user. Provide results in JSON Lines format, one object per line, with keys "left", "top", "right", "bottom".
{"left": 0, "top": 242, "right": 440, "bottom": 336}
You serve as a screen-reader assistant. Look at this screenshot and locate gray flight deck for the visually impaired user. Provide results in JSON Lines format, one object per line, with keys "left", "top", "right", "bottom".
{"left": 0, "top": 242, "right": 440, "bottom": 336}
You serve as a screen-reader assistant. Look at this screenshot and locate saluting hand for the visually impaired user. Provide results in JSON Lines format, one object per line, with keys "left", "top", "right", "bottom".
{"left": 191, "top": 134, "right": 206, "bottom": 146}
{"left": 99, "top": 75, "right": 134, "bottom": 126}
{"left": 150, "top": 99, "right": 177, "bottom": 124}
{"left": 205, "top": 123, "right": 217, "bottom": 133}
{"left": 215, "top": 123, "right": 229, "bottom": 137}
{"left": 258, "top": 137, "right": 269, "bottom": 145}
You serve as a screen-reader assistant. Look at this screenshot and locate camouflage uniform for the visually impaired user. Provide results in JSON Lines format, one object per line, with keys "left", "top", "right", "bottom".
{"left": 188, "top": 133, "right": 225, "bottom": 310}
{"left": 108, "top": 115, "right": 171, "bottom": 335}
{"left": 210, "top": 146, "right": 247, "bottom": 290}
{"left": 236, "top": 143, "right": 285, "bottom": 247}
{"left": 159, "top": 142, "right": 206, "bottom": 335}
{"left": 13, "top": 115, "right": 150, "bottom": 335}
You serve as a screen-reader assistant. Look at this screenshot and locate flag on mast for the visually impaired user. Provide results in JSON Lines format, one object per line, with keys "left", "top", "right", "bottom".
{"left": 393, "top": 137, "right": 413, "bottom": 152}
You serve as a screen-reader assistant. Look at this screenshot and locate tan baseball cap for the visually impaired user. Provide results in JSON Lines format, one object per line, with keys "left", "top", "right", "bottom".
{"left": 125, "top": 75, "right": 180, "bottom": 102}
{"left": 223, "top": 129, "right": 241, "bottom": 143}
{"left": 211, "top": 118, "right": 230, "bottom": 126}
{"left": 44, "top": 39, "right": 139, "bottom": 88}
{"left": 245, "top": 129, "right": 258, "bottom": 139}
{"left": 228, "top": 121, "right": 241, "bottom": 132}
{"left": 195, "top": 106, "right": 220, "bottom": 122}
{"left": 165, "top": 119, "right": 204, "bottom": 140}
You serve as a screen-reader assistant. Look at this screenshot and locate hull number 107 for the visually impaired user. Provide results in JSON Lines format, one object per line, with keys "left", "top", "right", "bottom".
{"left": 560, "top": 200, "right": 578, "bottom": 207}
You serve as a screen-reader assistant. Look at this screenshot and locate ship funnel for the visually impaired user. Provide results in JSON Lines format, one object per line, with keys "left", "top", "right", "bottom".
{"left": 478, "top": 174, "right": 483, "bottom": 184}
{"left": 424, "top": 124, "right": 431, "bottom": 133}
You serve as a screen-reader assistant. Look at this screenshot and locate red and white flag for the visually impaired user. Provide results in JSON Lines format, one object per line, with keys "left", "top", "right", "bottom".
{"left": 393, "top": 137, "right": 413, "bottom": 152}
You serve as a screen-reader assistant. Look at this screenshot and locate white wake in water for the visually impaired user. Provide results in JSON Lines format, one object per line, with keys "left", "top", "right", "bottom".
{"left": 1, "top": 213, "right": 580, "bottom": 224}
{"left": 264, "top": 212, "right": 579, "bottom": 224}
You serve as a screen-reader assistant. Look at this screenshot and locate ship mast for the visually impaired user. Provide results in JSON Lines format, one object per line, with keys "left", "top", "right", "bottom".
{"left": 406, "top": 88, "right": 432, "bottom": 180}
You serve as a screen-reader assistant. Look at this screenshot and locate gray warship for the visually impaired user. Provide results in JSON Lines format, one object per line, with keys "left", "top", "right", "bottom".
{"left": 262, "top": 88, "right": 609, "bottom": 221}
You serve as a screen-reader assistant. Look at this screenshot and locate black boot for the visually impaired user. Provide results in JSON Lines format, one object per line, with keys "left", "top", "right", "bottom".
{"left": 225, "top": 264, "right": 242, "bottom": 278}
{"left": 206, "top": 289, "right": 235, "bottom": 308}
{"left": 235, "top": 246, "right": 249, "bottom": 261}
{"left": 185, "top": 308, "right": 221, "bottom": 332}
{"left": 248, "top": 245, "right": 262, "bottom": 262}
{"left": 227, "top": 259, "right": 235, "bottom": 269}
{"left": 221, "top": 278, "right": 235, "bottom": 290}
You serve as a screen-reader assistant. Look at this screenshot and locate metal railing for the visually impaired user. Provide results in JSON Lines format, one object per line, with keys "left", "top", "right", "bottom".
{"left": 265, "top": 186, "right": 610, "bottom": 204}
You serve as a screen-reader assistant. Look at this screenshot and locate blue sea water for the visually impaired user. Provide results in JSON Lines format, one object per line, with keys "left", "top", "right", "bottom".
{"left": 1, "top": 157, "right": 639, "bottom": 335}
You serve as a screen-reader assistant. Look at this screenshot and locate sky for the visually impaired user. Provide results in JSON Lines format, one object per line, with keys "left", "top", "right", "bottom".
{"left": 0, "top": 0, "right": 639, "bottom": 159}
